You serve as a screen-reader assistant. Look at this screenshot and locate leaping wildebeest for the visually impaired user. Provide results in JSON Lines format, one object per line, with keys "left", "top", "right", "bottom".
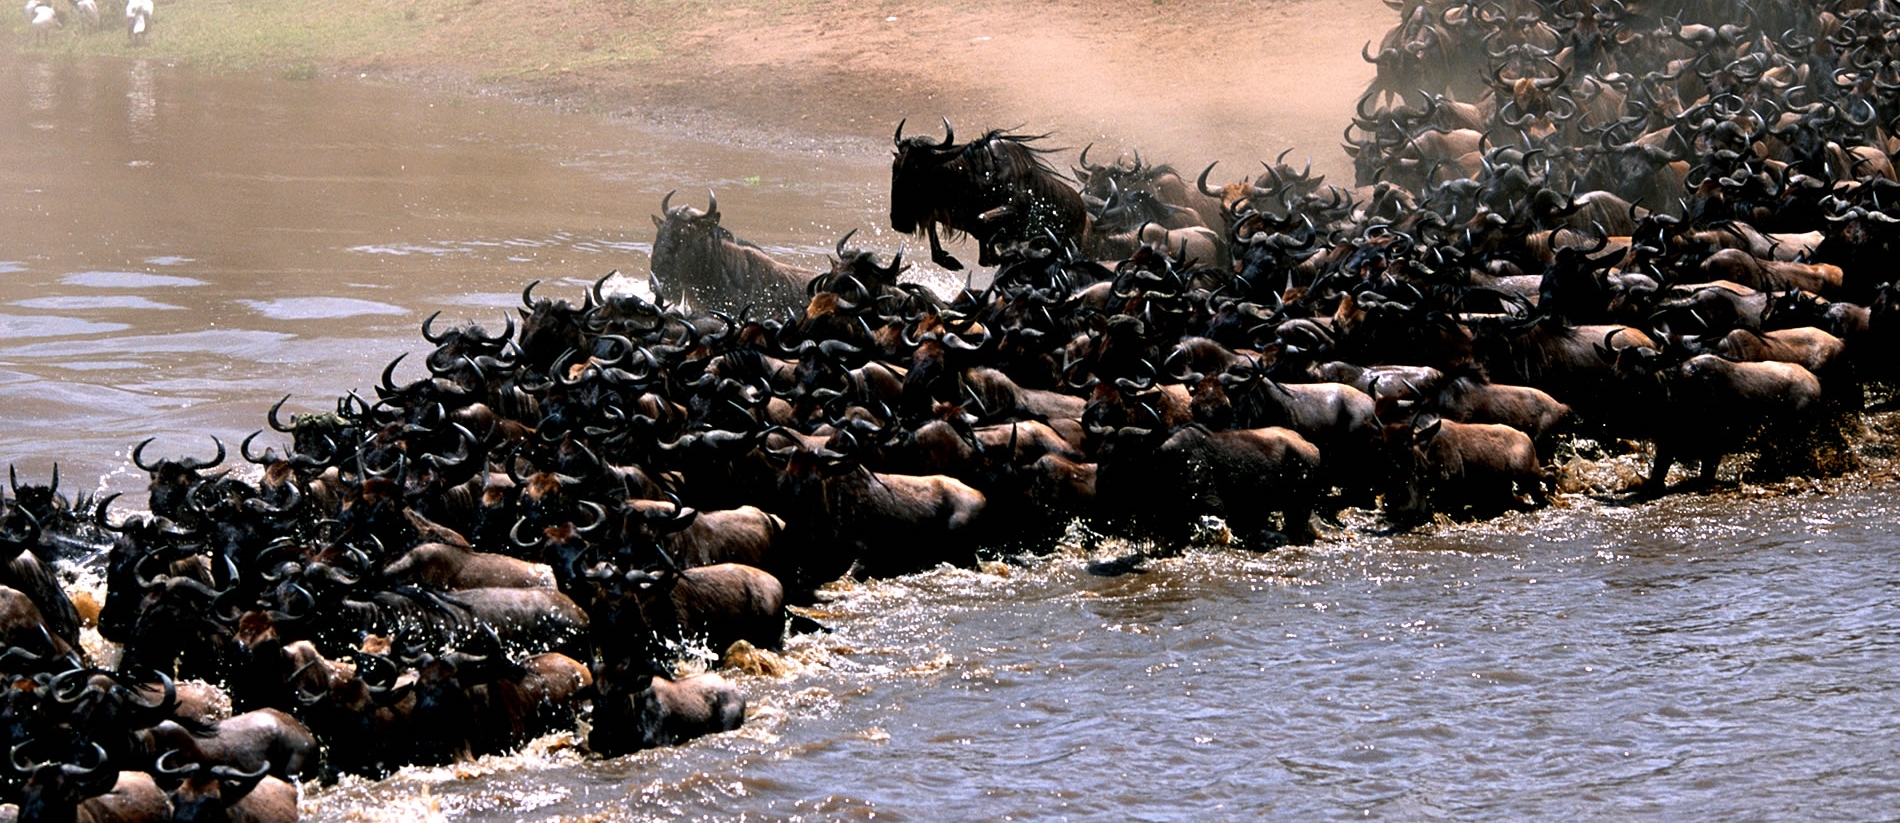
{"left": 890, "top": 118, "right": 1090, "bottom": 270}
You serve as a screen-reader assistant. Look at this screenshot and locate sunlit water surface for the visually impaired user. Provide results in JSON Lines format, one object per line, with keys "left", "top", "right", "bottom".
{"left": 3, "top": 52, "right": 1899, "bottom": 821}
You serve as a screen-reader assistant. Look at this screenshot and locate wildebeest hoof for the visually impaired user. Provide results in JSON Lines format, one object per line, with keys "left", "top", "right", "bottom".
{"left": 1085, "top": 552, "right": 1147, "bottom": 577}
{"left": 1589, "top": 489, "right": 1648, "bottom": 506}
{"left": 787, "top": 612, "right": 831, "bottom": 635}
{"left": 931, "top": 251, "right": 964, "bottom": 271}
{"left": 1629, "top": 484, "right": 1669, "bottom": 501}
{"left": 1238, "top": 530, "right": 1288, "bottom": 551}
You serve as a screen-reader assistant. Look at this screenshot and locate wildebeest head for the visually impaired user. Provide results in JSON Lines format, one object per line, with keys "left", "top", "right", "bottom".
{"left": 889, "top": 117, "right": 964, "bottom": 236}
{"left": 827, "top": 231, "right": 912, "bottom": 296}
{"left": 49, "top": 665, "right": 178, "bottom": 745}
{"left": 265, "top": 394, "right": 358, "bottom": 472}
{"left": 132, "top": 436, "right": 227, "bottom": 523}
{"left": 154, "top": 752, "right": 272, "bottom": 823}
{"left": 7, "top": 465, "right": 69, "bottom": 530}
{"left": 14, "top": 741, "right": 118, "bottom": 821}
{"left": 421, "top": 311, "right": 517, "bottom": 376}
{"left": 649, "top": 190, "right": 727, "bottom": 307}
{"left": 517, "top": 280, "right": 592, "bottom": 373}
{"left": 1378, "top": 414, "right": 1446, "bottom": 520}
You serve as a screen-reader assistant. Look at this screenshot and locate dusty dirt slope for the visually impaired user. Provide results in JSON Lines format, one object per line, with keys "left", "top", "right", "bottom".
{"left": 379, "top": 0, "right": 1394, "bottom": 182}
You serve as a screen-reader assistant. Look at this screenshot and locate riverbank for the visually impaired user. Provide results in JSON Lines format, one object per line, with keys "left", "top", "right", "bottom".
{"left": 7, "top": 0, "right": 1390, "bottom": 178}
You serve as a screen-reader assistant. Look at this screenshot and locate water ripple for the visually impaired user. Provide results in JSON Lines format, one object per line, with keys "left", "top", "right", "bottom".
{"left": 237, "top": 297, "right": 408, "bottom": 320}
{"left": 0, "top": 313, "right": 131, "bottom": 338}
{"left": 60, "top": 271, "right": 207, "bottom": 288}
{"left": 12, "top": 296, "right": 183, "bottom": 311}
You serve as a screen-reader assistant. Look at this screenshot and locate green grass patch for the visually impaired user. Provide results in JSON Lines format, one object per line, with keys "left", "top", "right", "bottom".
{"left": 8, "top": 0, "right": 711, "bottom": 77}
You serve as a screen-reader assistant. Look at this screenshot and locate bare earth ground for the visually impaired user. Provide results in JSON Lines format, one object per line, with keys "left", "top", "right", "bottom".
{"left": 350, "top": 0, "right": 1391, "bottom": 179}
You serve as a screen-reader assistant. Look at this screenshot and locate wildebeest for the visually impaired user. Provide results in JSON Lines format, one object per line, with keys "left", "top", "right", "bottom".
{"left": 1686, "top": 326, "right": 1846, "bottom": 375}
{"left": 649, "top": 190, "right": 820, "bottom": 314}
{"left": 23, "top": 0, "right": 1900, "bottom": 787}
{"left": 379, "top": 534, "right": 558, "bottom": 591}
{"left": 1410, "top": 372, "right": 1574, "bottom": 455}
{"left": 1380, "top": 417, "right": 1548, "bottom": 527}
{"left": 133, "top": 708, "right": 319, "bottom": 782}
{"left": 10, "top": 748, "right": 173, "bottom": 823}
{"left": 602, "top": 552, "right": 787, "bottom": 656}
{"left": 153, "top": 758, "right": 298, "bottom": 823}
{"left": 767, "top": 448, "right": 987, "bottom": 584}
{"left": 1607, "top": 348, "right": 1826, "bottom": 497}
{"left": 890, "top": 118, "right": 1090, "bottom": 270}
{"left": 585, "top": 665, "right": 745, "bottom": 757}
{"left": 1095, "top": 423, "right": 1323, "bottom": 549}
{"left": 617, "top": 499, "right": 783, "bottom": 572}
{"left": 1696, "top": 248, "right": 1844, "bottom": 295}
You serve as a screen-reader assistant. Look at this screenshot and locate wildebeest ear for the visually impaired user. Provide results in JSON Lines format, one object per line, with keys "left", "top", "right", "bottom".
{"left": 1413, "top": 419, "right": 1442, "bottom": 443}
{"left": 652, "top": 215, "right": 664, "bottom": 229}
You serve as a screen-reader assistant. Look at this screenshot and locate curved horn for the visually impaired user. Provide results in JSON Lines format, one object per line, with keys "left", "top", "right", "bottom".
{"left": 421, "top": 310, "right": 449, "bottom": 344}
{"left": 1197, "top": 161, "right": 1221, "bottom": 197}
{"left": 132, "top": 437, "right": 161, "bottom": 472}
{"left": 379, "top": 353, "right": 409, "bottom": 396}
{"left": 178, "top": 436, "right": 225, "bottom": 472}
{"left": 267, "top": 395, "right": 296, "bottom": 433}
{"left": 154, "top": 749, "right": 198, "bottom": 777}
{"left": 61, "top": 742, "right": 107, "bottom": 778}
{"left": 509, "top": 516, "right": 542, "bottom": 549}
{"left": 575, "top": 499, "right": 608, "bottom": 534}
{"left": 240, "top": 430, "right": 273, "bottom": 465}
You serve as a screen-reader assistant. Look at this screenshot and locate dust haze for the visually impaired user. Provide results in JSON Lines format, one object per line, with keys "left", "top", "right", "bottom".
{"left": 667, "top": 0, "right": 1392, "bottom": 186}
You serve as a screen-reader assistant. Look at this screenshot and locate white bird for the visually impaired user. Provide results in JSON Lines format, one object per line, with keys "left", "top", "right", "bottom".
{"left": 70, "top": 0, "right": 97, "bottom": 28}
{"left": 124, "top": 0, "right": 149, "bottom": 43}
{"left": 29, "top": 0, "right": 59, "bottom": 41}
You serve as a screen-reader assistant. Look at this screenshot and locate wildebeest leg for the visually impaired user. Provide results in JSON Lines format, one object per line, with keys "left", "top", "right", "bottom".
{"left": 1085, "top": 549, "right": 1149, "bottom": 576}
{"left": 1319, "top": 451, "right": 1377, "bottom": 520}
{"left": 1280, "top": 492, "right": 1318, "bottom": 545}
{"left": 927, "top": 223, "right": 963, "bottom": 271}
{"left": 1526, "top": 469, "right": 1552, "bottom": 508}
{"left": 1693, "top": 454, "right": 1722, "bottom": 488}
{"left": 1637, "top": 444, "right": 1678, "bottom": 499}
{"left": 1237, "top": 527, "right": 1289, "bottom": 550}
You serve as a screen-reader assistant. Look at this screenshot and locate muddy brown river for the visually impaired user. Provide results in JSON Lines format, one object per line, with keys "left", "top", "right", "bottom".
{"left": 5, "top": 52, "right": 1900, "bottom": 821}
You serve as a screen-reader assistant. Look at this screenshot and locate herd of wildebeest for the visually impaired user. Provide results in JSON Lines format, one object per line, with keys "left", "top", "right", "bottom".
{"left": 6, "top": 0, "right": 1900, "bottom": 818}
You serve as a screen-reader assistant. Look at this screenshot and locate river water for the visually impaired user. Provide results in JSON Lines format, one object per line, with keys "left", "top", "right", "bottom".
{"left": 4, "top": 52, "right": 1900, "bottom": 821}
